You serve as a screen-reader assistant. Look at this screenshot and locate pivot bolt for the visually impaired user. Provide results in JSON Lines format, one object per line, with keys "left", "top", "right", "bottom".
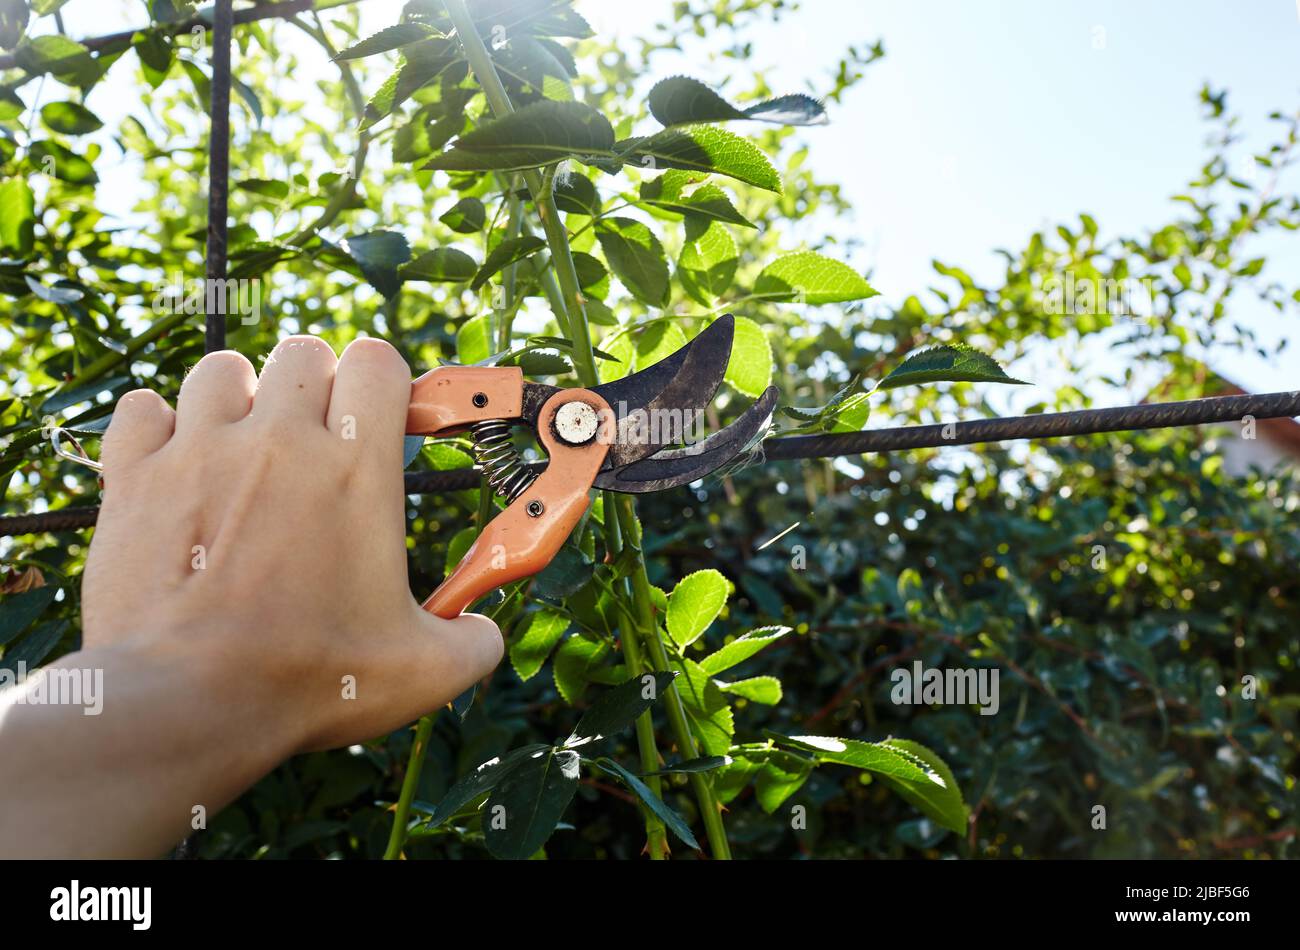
{"left": 554, "top": 400, "right": 599, "bottom": 445}
{"left": 526, "top": 500, "right": 545, "bottom": 517}
{"left": 472, "top": 392, "right": 489, "bottom": 408}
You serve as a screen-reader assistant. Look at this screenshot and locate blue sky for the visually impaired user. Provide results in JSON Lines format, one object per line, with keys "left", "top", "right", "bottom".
{"left": 42, "top": 1, "right": 1300, "bottom": 402}
{"left": 582, "top": 0, "right": 1300, "bottom": 402}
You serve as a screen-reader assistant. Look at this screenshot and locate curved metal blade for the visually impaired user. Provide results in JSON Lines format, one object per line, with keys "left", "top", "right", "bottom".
{"left": 594, "top": 386, "right": 778, "bottom": 493}
{"left": 590, "top": 314, "right": 735, "bottom": 470}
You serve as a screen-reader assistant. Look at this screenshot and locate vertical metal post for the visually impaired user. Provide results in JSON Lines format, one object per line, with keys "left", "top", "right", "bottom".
{"left": 204, "top": 0, "right": 234, "bottom": 354}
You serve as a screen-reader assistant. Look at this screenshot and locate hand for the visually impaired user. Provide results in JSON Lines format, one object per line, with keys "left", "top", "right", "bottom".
{"left": 0, "top": 336, "right": 501, "bottom": 858}
{"left": 85, "top": 336, "right": 503, "bottom": 750}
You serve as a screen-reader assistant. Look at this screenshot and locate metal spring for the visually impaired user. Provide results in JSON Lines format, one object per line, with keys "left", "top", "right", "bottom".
{"left": 470, "top": 419, "right": 539, "bottom": 502}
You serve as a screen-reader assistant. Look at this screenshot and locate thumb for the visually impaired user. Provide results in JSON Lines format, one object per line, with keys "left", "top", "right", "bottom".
{"left": 409, "top": 609, "right": 505, "bottom": 705}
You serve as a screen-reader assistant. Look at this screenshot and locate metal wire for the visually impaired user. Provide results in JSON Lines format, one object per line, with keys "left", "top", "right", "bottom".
{"left": 204, "top": 0, "right": 234, "bottom": 354}
{"left": 4, "top": 389, "right": 1296, "bottom": 537}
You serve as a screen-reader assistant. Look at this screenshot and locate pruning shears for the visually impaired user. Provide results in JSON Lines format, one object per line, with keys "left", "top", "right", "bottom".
{"left": 404, "top": 313, "right": 778, "bottom": 618}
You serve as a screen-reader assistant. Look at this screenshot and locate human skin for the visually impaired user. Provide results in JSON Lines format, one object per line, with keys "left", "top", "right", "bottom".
{"left": 0, "top": 336, "right": 503, "bottom": 858}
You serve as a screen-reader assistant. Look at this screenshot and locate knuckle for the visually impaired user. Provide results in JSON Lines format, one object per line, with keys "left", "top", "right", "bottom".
{"left": 112, "top": 388, "right": 168, "bottom": 419}
{"left": 271, "top": 335, "right": 337, "bottom": 364}
{"left": 192, "top": 349, "right": 255, "bottom": 378}
{"left": 343, "top": 337, "right": 409, "bottom": 379}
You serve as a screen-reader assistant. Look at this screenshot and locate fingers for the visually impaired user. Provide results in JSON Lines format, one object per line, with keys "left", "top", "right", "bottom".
{"left": 326, "top": 338, "right": 411, "bottom": 451}
{"left": 101, "top": 389, "right": 175, "bottom": 469}
{"left": 175, "top": 350, "right": 257, "bottom": 432}
{"left": 250, "top": 336, "right": 337, "bottom": 427}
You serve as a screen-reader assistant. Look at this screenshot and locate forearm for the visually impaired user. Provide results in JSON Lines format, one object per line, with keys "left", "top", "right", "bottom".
{"left": 0, "top": 642, "right": 296, "bottom": 859}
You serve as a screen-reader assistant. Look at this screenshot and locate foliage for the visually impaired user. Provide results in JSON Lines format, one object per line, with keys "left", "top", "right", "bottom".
{"left": 1, "top": 0, "right": 1298, "bottom": 859}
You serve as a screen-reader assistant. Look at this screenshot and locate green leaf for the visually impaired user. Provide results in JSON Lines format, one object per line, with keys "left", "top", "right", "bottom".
{"left": 360, "top": 39, "right": 459, "bottom": 130}
{"left": 401, "top": 435, "right": 424, "bottom": 469}
{"left": 716, "top": 675, "right": 783, "bottom": 704}
{"left": 443, "top": 525, "right": 476, "bottom": 574}
{"left": 180, "top": 59, "right": 210, "bottom": 112}
{"left": 532, "top": 541, "right": 595, "bottom": 603}
{"left": 425, "top": 442, "right": 474, "bottom": 472}
{"left": 0, "top": 178, "right": 35, "bottom": 255}
{"left": 678, "top": 220, "right": 737, "bottom": 306}
{"left": 634, "top": 321, "right": 686, "bottom": 369}
{"left": 472, "top": 235, "right": 546, "bottom": 291}
{"left": 567, "top": 671, "right": 677, "bottom": 747}
{"left": 133, "top": 31, "right": 173, "bottom": 88}
{"left": 699, "top": 625, "right": 790, "bottom": 675}
{"left": 426, "top": 744, "right": 549, "bottom": 828}
{"left": 456, "top": 314, "right": 492, "bottom": 364}
{"left": 596, "top": 217, "right": 669, "bottom": 308}
{"left": 39, "top": 101, "right": 102, "bottom": 135}
{"left": 232, "top": 76, "right": 263, "bottom": 125}
{"left": 0, "top": 1, "right": 29, "bottom": 52}
{"left": 39, "top": 375, "right": 129, "bottom": 414}
{"left": 777, "top": 735, "right": 969, "bottom": 834}
{"left": 14, "top": 35, "right": 93, "bottom": 78}
{"left": 755, "top": 751, "right": 813, "bottom": 813}
{"left": 553, "top": 174, "right": 600, "bottom": 215}
{"left": 828, "top": 392, "right": 871, "bottom": 433}
{"left": 509, "top": 609, "right": 569, "bottom": 682}
{"left": 28, "top": 140, "right": 97, "bottom": 184}
{"left": 235, "top": 178, "right": 289, "bottom": 201}
{"left": 876, "top": 343, "right": 1029, "bottom": 390}
{"left": 552, "top": 633, "right": 609, "bottom": 704}
{"left": 0, "top": 619, "right": 68, "bottom": 674}
{"left": 673, "top": 658, "right": 734, "bottom": 756}
{"left": 572, "top": 251, "right": 608, "bottom": 294}
{"left": 484, "top": 747, "right": 581, "bottom": 859}
{"left": 439, "top": 196, "right": 486, "bottom": 233}
{"left": 780, "top": 375, "right": 868, "bottom": 432}
{"left": 639, "top": 172, "right": 755, "bottom": 228}
{"left": 648, "top": 76, "right": 828, "bottom": 128}
{"left": 342, "top": 230, "right": 410, "bottom": 298}
{"left": 0, "top": 585, "right": 58, "bottom": 647}
{"left": 424, "top": 100, "right": 615, "bottom": 173}
{"left": 596, "top": 330, "right": 634, "bottom": 384}
{"left": 24, "top": 275, "right": 83, "bottom": 304}
{"left": 875, "top": 739, "right": 969, "bottom": 836}
{"left": 722, "top": 315, "right": 772, "bottom": 397}
{"left": 645, "top": 755, "right": 731, "bottom": 776}
{"left": 594, "top": 757, "right": 700, "bottom": 850}
{"left": 620, "top": 126, "right": 781, "bottom": 192}
{"left": 401, "top": 247, "right": 477, "bottom": 282}
{"left": 334, "top": 23, "right": 439, "bottom": 61}
{"left": 666, "top": 569, "right": 729, "bottom": 647}
{"left": 753, "top": 251, "right": 876, "bottom": 304}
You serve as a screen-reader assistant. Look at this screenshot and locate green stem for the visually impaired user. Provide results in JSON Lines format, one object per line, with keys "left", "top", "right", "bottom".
{"left": 604, "top": 491, "right": 669, "bottom": 860}
{"left": 614, "top": 495, "right": 732, "bottom": 860}
{"left": 76, "top": 308, "right": 191, "bottom": 387}
{"left": 444, "top": 0, "right": 730, "bottom": 861}
{"left": 383, "top": 713, "right": 434, "bottom": 860}
{"left": 443, "top": 0, "right": 598, "bottom": 387}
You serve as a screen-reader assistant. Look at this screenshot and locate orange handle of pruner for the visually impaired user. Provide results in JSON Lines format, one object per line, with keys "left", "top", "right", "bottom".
{"left": 406, "top": 369, "right": 613, "bottom": 619}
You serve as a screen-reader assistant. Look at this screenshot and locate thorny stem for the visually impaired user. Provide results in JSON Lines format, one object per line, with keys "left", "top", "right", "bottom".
{"left": 443, "top": 0, "right": 598, "bottom": 387}
{"left": 604, "top": 491, "right": 669, "bottom": 859}
{"left": 383, "top": 713, "right": 434, "bottom": 860}
{"left": 444, "top": 0, "right": 732, "bottom": 859}
{"left": 614, "top": 495, "right": 732, "bottom": 860}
